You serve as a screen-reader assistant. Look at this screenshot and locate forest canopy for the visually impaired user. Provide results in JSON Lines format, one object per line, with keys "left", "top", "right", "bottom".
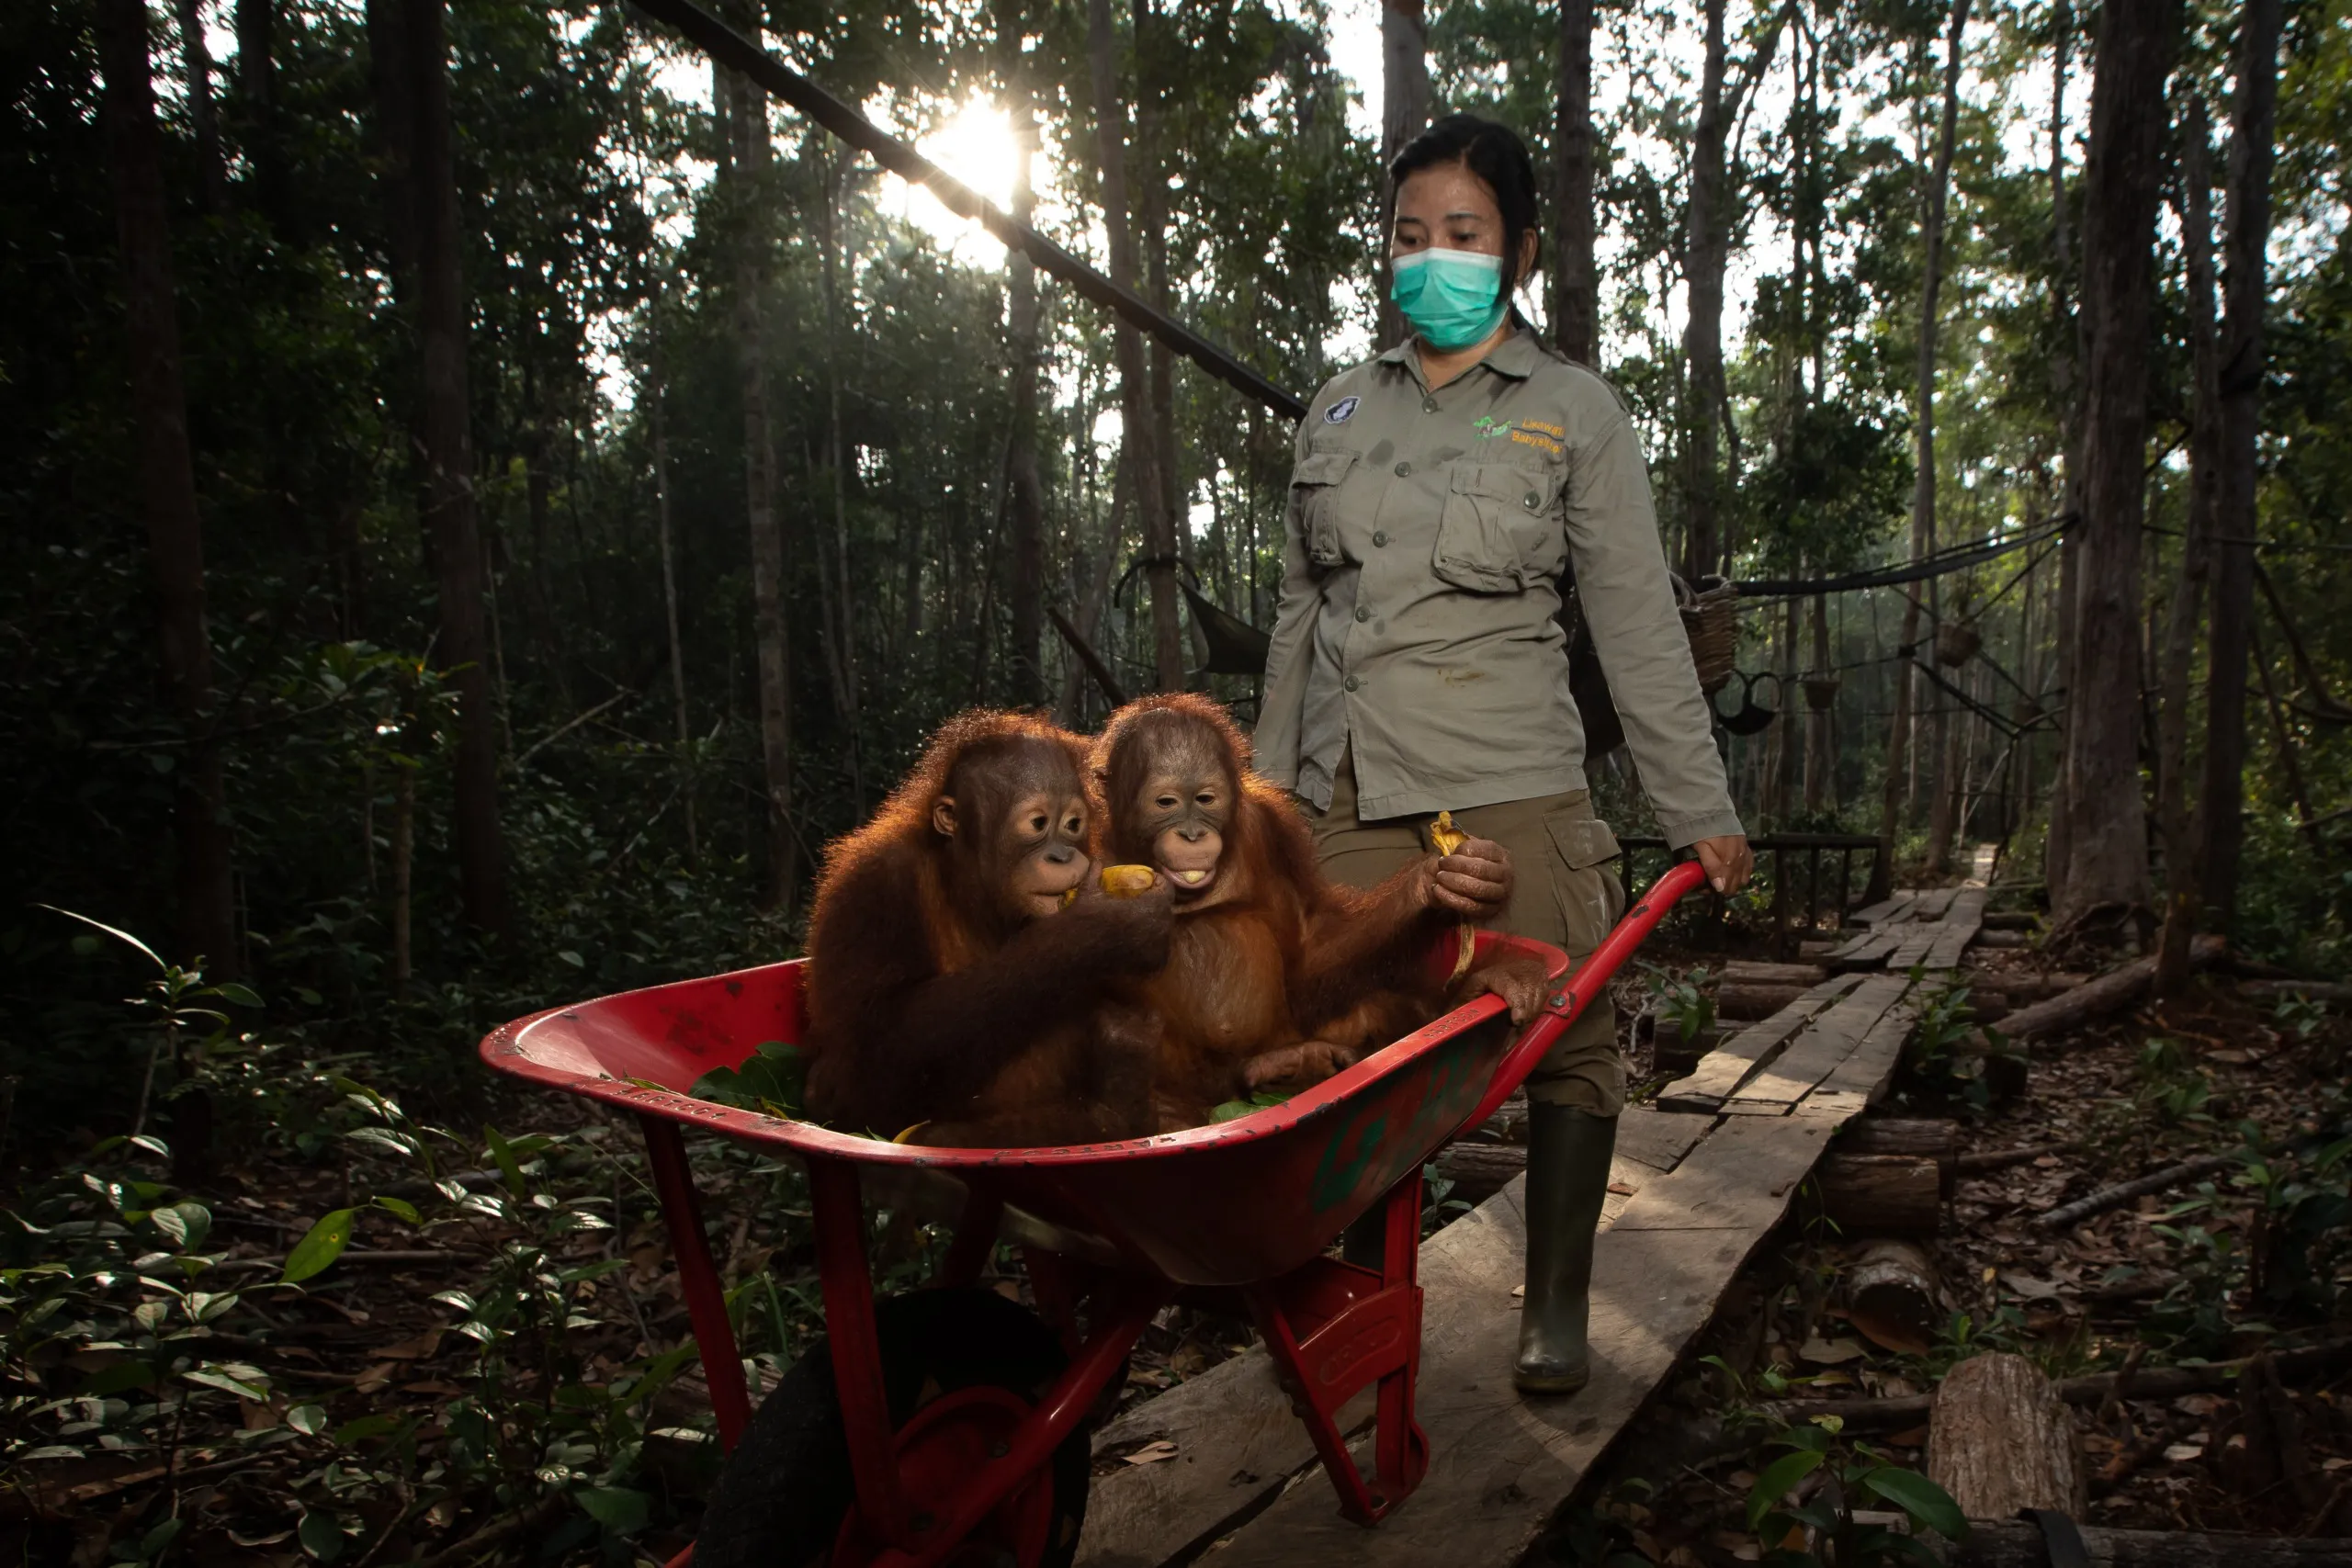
{"left": 5, "top": 0, "right": 2351, "bottom": 1128}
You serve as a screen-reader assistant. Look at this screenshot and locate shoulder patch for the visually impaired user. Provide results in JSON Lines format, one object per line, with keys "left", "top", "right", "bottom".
{"left": 1323, "top": 395, "right": 1360, "bottom": 424}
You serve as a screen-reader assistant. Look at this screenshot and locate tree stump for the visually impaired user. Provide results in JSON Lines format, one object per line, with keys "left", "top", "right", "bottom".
{"left": 1928, "top": 1352, "right": 2085, "bottom": 1519}
{"left": 1816, "top": 1153, "right": 1940, "bottom": 1236}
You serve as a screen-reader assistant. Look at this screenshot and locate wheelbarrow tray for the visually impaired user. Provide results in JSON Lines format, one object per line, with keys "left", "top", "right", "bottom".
{"left": 486, "top": 932, "right": 1546, "bottom": 1286}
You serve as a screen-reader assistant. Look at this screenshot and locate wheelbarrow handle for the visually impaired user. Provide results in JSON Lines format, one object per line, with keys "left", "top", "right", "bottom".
{"left": 1457, "top": 859, "right": 1711, "bottom": 1134}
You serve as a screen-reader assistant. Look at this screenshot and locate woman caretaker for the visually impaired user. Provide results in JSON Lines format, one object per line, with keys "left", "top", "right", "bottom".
{"left": 1256, "top": 114, "right": 1753, "bottom": 1398}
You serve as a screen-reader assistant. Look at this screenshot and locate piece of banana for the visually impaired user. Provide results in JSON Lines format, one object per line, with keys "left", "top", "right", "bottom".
{"left": 1429, "top": 810, "right": 1466, "bottom": 857}
{"left": 1063, "top": 863, "right": 1160, "bottom": 906}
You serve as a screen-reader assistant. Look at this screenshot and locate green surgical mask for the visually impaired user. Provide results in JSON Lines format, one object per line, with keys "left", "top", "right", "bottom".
{"left": 1389, "top": 248, "right": 1510, "bottom": 352}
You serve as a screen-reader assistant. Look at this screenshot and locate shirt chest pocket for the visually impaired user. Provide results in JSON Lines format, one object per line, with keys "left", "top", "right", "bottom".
{"left": 1432, "top": 461, "right": 1567, "bottom": 593}
{"left": 1290, "top": 448, "right": 1357, "bottom": 568}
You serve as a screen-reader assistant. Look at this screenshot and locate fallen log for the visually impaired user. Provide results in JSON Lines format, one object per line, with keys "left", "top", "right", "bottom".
{"left": 1954, "top": 1141, "right": 2075, "bottom": 1175}
{"left": 2236, "top": 977, "right": 2352, "bottom": 1005}
{"left": 1999, "top": 936, "right": 2226, "bottom": 1041}
{"left": 1970, "top": 929, "right": 2032, "bottom": 949}
{"left": 1840, "top": 1118, "right": 1959, "bottom": 1198}
{"left": 1842, "top": 1238, "right": 1942, "bottom": 1354}
{"left": 1721, "top": 960, "right": 1831, "bottom": 987}
{"left": 1928, "top": 1352, "right": 2085, "bottom": 1518}
{"left": 1948, "top": 1521, "right": 2352, "bottom": 1568}
{"left": 1979, "top": 910, "right": 2041, "bottom": 931}
{"left": 1430, "top": 1143, "right": 1526, "bottom": 1204}
{"left": 1817, "top": 1153, "right": 1941, "bottom": 1237}
{"left": 2039, "top": 1153, "right": 2237, "bottom": 1230}
{"left": 1766, "top": 1337, "right": 2352, "bottom": 1432}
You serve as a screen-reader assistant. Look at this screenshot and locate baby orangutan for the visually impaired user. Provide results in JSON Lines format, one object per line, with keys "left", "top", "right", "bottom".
{"left": 1091, "top": 694, "right": 1547, "bottom": 1128}
{"left": 801, "top": 711, "right": 1173, "bottom": 1147}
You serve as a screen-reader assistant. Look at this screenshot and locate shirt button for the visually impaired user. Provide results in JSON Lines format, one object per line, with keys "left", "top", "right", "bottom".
{"left": 1523, "top": 491, "right": 1541, "bottom": 510}
{"left": 1394, "top": 461, "right": 1412, "bottom": 477}
{"left": 1422, "top": 397, "right": 1439, "bottom": 413}
{"left": 1354, "top": 606, "right": 1371, "bottom": 623}
{"left": 1372, "top": 530, "right": 1389, "bottom": 547}
{"left": 1343, "top": 675, "right": 1361, "bottom": 693}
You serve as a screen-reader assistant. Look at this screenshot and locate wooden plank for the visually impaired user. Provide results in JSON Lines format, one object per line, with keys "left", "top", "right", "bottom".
{"left": 1912, "top": 886, "right": 1957, "bottom": 919}
{"left": 1886, "top": 923, "right": 1940, "bottom": 970}
{"left": 1653, "top": 975, "right": 1863, "bottom": 1111}
{"left": 1204, "top": 1117, "right": 1843, "bottom": 1567}
{"left": 1923, "top": 887, "right": 1989, "bottom": 970}
{"left": 1723, "top": 975, "right": 1914, "bottom": 1115}
{"left": 1800, "top": 997, "right": 1918, "bottom": 1121}
{"left": 1849, "top": 891, "right": 1916, "bottom": 926}
{"left": 1616, "top": 1108, "right": 1713, "bottom": 1174}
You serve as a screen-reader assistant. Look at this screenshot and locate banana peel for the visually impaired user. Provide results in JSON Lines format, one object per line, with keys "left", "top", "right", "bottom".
{"left": 1427, "top": 812, "right": 1476, "bottom": 983}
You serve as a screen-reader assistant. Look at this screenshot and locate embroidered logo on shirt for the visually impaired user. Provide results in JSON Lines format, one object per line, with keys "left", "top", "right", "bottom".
{"left": 1510, "top": 428, "right": 1564, "bottom": 457}
{"left": 1471, "top": 415, "right": 1514, "bottom": 444}
{"left": 1325, "top": 396, "right": 1360, "bottom": 423}
{"left": 1520, "top": 418, "right": 1566, "bottom": 439}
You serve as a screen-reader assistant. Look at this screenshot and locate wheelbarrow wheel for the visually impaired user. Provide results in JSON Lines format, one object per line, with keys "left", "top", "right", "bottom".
{"left": 693, "top": 1287, "right": 1091, "bottom": 1568}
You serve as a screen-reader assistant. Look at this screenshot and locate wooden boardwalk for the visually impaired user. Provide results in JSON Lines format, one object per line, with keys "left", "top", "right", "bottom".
{"left": 1075, "top": 976, "right": 1921, "bottom": 1568}
{"left": 1826, "top": 885, "right": 1987, "bottom": 973}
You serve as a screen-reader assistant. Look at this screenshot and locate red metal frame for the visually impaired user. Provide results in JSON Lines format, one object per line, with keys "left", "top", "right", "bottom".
{"left": 504, "top": 864, "right": 1706, "bottom": 1568}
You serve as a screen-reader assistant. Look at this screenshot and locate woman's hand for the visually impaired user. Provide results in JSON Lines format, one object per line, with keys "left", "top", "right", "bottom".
{"left": 1691, "top": 835, "right": 1753, "bottom": 896}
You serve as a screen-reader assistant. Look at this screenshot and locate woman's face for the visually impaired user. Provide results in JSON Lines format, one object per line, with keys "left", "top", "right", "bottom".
{"left": 1391, "top": 160, "right": 1507, "bottom": 262}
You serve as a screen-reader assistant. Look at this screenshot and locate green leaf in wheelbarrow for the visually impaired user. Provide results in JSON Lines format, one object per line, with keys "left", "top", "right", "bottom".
{"left": 691, "top": 1041, "right": 809, "bottom": 1118}
{"left": 280, "top": 1209, "right": 356, "bottom": 1285}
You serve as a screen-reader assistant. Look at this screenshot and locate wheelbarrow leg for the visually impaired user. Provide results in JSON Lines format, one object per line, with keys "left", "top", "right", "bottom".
{"left": 1248, "top": 1170, "right": 1430, "bottom": 1524}
{"left": 807, "top": 1156, "right": 910, "bottom": 1551}
{"left": 639, "top": 1114, "right": 751, "bottom": 1451}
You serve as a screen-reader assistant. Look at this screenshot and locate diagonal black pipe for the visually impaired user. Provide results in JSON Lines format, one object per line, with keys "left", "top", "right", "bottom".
{"left": 625, "top": 0, "right": 1310, "bottom": 423}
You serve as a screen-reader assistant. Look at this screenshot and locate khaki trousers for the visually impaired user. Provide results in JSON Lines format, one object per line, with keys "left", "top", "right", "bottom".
{"left": 1300, "top": 750, "right": 1629, "bottom": 1114}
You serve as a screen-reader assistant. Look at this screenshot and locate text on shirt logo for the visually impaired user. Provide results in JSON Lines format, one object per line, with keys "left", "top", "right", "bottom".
{"left": 1324, "top": 396, "right": 1360, "bottom": 423}
{"left": 1511, "top": 428, "right": 1563, "bottom": 457}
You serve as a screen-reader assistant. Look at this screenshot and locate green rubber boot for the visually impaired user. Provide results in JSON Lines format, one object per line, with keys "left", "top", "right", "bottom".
{"left": 1513, "top": 1104, "right": 1617, "bottom": 1396}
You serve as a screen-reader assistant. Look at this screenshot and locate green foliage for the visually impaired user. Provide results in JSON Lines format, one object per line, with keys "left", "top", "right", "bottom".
{"left": 691, "top": 1040, "right": 812, "bottom": 1119}
{"left": 1644, "top": 964, "right": 1717, "bottom": 1044}
{"left": 1740, "top": 1416, "right": 1966, "bottom": 1567}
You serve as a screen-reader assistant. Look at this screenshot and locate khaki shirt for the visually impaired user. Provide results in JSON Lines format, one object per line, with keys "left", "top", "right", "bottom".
{"left": 1255, "top": 328, "right": 1743, "bottom": 848}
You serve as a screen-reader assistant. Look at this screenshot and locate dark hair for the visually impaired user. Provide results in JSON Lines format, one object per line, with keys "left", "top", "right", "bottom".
{"left": 1389, "top": 114, "right": 1543, "bottom": 311}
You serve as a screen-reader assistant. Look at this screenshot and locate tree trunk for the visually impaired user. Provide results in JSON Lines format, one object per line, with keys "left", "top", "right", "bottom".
{"left": 1681, "top": 0, "right": 1730, "bottom": 583}
{"left": 1553, "top": 0, "right": 1597, "bottom": 363}
{"left": 1805, "top": 592, "right": 1831, "bottom": 811}
{"left": 1377, "top": 0, "right": 1430, "bottom": 349}
{"left": 818, "top": 148, "right": 864, "bottom": 804}
{"left": 390, "top": 758, "right": 414, "bottom": 987}
{"left": 2154, "top": 96, "right": 2219, "bottom": 996}
{"left": 1085, "top": 0, "right": 1180, "bottom": 691}
{"left": 2051, "top": 0, "right": 2176, "bottom": 945}
{"left": 1894, "top": 0, "right": 1972, "bottom": 886}
{"left": 2197, "top": 0, "right": 2283, "bottom": 933}
{"left": 649, "top": 296, "right": 696, "bottom": 864}
{"left": 1136, "top": 0, "right": 1193, "bottom": 675}
{"left": 404, "top": 0, "right": 508, "bottom": 941}
{"left": 1928, "top": 1352, "right": 2086, "bottom": 1518}
{"left": 2042, "top": 0, "right": 2078, "bottom": 902}
{"left": 96, "top": 0, "right": 239, "bottom": 977}
{"left": 721, "top": 46, "right": 796, "bottom": 912}
{"left": 234, "top": 0, "right": 285, "bottom": 226}
{"left": 172, "top": 0, "right": 226, "bottom": 209}
{"left": 1002, "top": 34, "right": 1046, "bottom": 707}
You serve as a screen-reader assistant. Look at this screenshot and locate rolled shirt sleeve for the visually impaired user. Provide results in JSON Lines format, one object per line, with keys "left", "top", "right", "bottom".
{"left": 1561, "top": 411, "right": 1743, "bottom": 848}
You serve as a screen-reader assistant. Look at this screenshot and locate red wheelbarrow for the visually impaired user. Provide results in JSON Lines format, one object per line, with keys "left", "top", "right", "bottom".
{"left": 479, "top": 861, "right": 1705, "bottom": 1567}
